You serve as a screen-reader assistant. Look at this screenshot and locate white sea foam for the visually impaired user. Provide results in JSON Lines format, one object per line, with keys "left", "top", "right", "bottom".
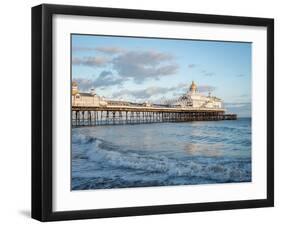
{"left": 72, "top": 119, "right": 252, "bottom": 190}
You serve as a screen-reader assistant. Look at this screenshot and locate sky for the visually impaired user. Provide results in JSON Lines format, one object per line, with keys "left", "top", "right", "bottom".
{"left": 72, "top": 34, "right": 252, "bottom": 117}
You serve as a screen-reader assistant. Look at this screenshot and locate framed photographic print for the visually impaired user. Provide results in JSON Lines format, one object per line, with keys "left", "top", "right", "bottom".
{"left": 32, "top": 4, "right": 274, "bottom": 221}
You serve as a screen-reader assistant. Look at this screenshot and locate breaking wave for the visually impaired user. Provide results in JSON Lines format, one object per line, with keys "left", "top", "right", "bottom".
{"left": 72, "top": 121, "right": 252, "bottom": 190}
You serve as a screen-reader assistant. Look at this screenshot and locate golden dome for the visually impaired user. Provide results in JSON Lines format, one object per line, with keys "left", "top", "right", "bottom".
{"left": 72, "top": 81, "right": 79, "bottom": 95}
{"left": 189, "top": 81, "right": 197, "bottom": 92}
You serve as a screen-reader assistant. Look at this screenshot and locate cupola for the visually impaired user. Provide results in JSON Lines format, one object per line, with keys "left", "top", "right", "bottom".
{"left": 189, "top": 81, "right": 197, "bottom": 93}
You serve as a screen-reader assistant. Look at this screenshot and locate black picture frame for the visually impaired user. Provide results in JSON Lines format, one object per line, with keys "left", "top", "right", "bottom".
{"left": 32, "top": 4, "right": 274, "bottom": 222}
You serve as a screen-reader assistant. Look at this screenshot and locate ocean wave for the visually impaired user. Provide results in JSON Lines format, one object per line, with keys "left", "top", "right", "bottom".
{"left": 72, "top": 133, "right": 251, "bottom": 187}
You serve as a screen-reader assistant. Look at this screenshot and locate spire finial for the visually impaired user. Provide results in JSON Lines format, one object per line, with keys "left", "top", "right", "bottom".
{"left": 190, "top": 81, "right": 197, "bottom": 92}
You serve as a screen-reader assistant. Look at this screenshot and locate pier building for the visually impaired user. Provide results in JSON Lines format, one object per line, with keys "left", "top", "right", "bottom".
{"left": 71, "top": 81, "right": 237, "bottom": 126}
{"left": 175, "top": 81, "right": 222, "bottom": 109}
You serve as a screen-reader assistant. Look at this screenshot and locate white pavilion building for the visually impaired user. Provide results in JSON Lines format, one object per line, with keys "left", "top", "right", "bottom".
{"left": 175, "top": 81, "right": 223, "bottom": 109}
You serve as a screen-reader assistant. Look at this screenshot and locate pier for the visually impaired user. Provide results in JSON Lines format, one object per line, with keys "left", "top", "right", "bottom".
{"left": 72, "top": 105, "right": 237, "bottom": 126}
{"left": 71, "top": 81, "right": 237, "bottom": 127}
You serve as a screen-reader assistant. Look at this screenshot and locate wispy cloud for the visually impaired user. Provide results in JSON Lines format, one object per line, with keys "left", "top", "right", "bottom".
{"left": 224, "top": 102, "right": 251, "bottom": 108}
{"left": 188, "top": 64, "right": 197, "bottom": 68}
{"left": 72, "top": 46, "right": 95, "bottom": 52}
{"left": 73, "top": 78, "right": 95, "bottom": 92}
{"left": 74, "top": 71, "right": 125, "bottom": 90}
{"left": 238, "top": 94, "right": 249, "bottom": 97}
{"left": 72, "top": 56, "right": 109, "bottom": 67}
{"left": 93, "top": 70, "right": 125, "bottom": 88}
{"left": 112, "top": 50, "right": 178, "bottom": 83}
{"left": 113, "top": 83, "right": 186, "bottom": 100}
{"left": 95, "top": 46, "right": 125, "bottom": 54}
{"left": 72, "top": 46, "right": 125, "bottom": 54}
{"left": 197, "top": 85, "right": 216, "bottom": 93}
{"left": 224, "top": 102, "right": 251, "bottom": 117}
{"left": 205, "top": 72, "right": 215, "bottom": 76}
{"left": 72, "top": 49, "right": 178, "bottom": 83}
{"left": 201, "top": 70, "right": 215, "bottom": 76}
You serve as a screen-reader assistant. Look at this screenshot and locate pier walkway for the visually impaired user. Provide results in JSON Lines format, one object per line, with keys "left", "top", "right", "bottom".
{"left": 72, "top": 105, "right": 237, "bottom": 126}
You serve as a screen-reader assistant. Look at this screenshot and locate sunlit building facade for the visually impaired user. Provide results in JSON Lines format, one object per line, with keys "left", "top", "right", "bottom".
{"left": 175, "top": 81, "right": 223, "bottom": 109}
{"left": 72, "top": 81, "right": 223, "bottom": 109}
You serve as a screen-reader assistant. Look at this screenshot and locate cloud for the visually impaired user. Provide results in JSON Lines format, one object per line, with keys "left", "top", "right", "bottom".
{"left": 235, "top": 94, "right": 250, "bottom": 101}
{"left": 224, "top": 102, "right": 251, "bottom": 117}
{"left": 238, "top": 94, "right": 249, "bottom": 97}
{"left": 113, "top": 83, "right": 186, "bottom": 100}
{"left": 72, "top": 56, "right": 109, "bottom": 67}
{"left": 72, "top": 46, "right": 124, "bottom": 54}
{"left": 73, "top": 78, "right": 95, "bottom": 91}
{"left": 72, "top": 49, "right": 178, "bottom": 83}
{"left": 95, "top": 46, "right": 124, "bottom": 54}
{"left": 188, "top": 64, "right": 196, "bottom": 68}
{"left": 74, "top": 71, "right": 126, "bottom": 90}
{"left": 201, "top": 70, "right": 215, "bottom": 76}
{"left": 114, "top": 87, "right": 169, "bottom": 99}
{"left": 72, "top": 46, "right": 95, "bottom": 52}
{"left": 205, "top": 72, "right": 215, "bottom": 76}
{"left": 112, "top": 50, "right": 178, "bottom": 83}
{"left": 197, "top": 85, "right": 216, "bottom": 93}
{"left": 75, "top": 70, "right": 128, "bottom": 90}
{"left": 236, "top": 74, "right": 245, "bottom": 77}
{"left": 224, "top": 102, "right": 251, "bottom": 108}
{"left": 93, "top": 70, "right": 124, "bottom": 88}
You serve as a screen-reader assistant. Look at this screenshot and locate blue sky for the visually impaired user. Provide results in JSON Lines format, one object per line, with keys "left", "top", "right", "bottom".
{"left": 72, "top": 34, "right": 252, "bottom": 117}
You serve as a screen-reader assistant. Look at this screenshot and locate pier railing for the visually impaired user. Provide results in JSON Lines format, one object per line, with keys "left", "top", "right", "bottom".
{"left": 72, "top": 105, "right": 237, "bottom": 126}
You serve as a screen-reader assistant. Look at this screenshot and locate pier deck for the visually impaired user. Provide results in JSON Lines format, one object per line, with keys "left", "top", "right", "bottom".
{"left": 72, "top": 105, "right": 237, "bottom": 126}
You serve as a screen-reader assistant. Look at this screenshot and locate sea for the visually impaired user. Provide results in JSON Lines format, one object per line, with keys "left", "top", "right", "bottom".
{"left": 71, "top": 118, "right": 252, "bottom": 190}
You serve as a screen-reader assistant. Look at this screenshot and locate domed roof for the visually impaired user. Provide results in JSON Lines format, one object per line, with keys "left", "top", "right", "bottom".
{"left": 189, "top": 81, "right": 197, "bottom": 92}
{"left": 72, "top": 81, "right": 79, "bottom": 95}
